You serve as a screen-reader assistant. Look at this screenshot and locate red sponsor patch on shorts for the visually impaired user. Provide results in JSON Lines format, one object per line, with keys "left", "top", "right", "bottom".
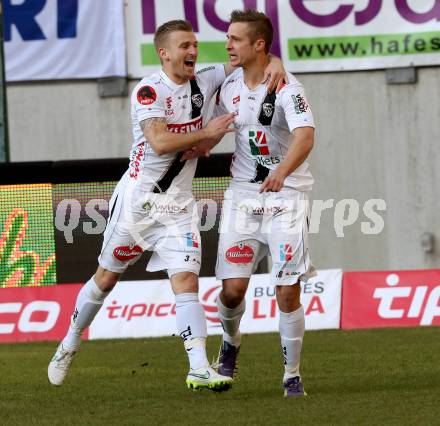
{"left": 225, "top": 244, "right": 254, "bottom": 264}
{"left": 113, "top": 245, "right": 143, "bottom": 261}
{"left": 137, "top": 85, "right": 157, "bottom": 105}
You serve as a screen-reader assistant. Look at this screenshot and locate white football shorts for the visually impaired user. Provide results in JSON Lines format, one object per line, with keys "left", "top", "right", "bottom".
{"left": 98, "top": 173, "right": 201, "bottom": 277}
{"left": 215, "top": 182, "right": 315, "bottom": 286}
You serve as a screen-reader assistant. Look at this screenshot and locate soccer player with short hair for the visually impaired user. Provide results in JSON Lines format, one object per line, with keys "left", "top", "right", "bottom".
{"left": 213, "top": 10, "right": 315, "bottom": 397}
{"left": 48, "top": 19, "right": 286, "bottom": 391}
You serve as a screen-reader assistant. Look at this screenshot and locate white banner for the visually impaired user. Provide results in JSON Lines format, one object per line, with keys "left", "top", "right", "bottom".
{"left": 126, "top": 0, "right": 440, "bottom": 77}
{"left": 89, "top": 270, "right": 342, "bottom": 340}
{"left": 5, "top": 0, "right": 126, "bottom": 81}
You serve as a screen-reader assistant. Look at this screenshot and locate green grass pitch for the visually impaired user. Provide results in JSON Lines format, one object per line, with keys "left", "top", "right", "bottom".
{"left": 1, "top": 327, "right": 439, "bottom": 425}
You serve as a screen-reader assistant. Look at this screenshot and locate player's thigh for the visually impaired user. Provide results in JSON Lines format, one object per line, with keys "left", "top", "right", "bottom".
{"left": 216, "top": 231, "right": 266, "bottom": 281}
{"left": 149, "top": 210, "right": 202, "bottom": 277}
{"left": 98, "top": 180, "right": 152, "bottom": 273}
{"left": 267, "top": 192, "right": 315, "bottom": 286}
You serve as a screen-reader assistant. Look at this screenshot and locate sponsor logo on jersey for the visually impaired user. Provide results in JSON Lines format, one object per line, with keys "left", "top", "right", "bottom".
{"left": 137, "top": 85, "right": 157, "bottom": 105}
{"left": 165, "top": 96, "right": 174, "bottom": 116}
{"left": 197, "top": 66, "right": 215, "bottom": 74}
{"left": 248, "top": 131, "right": 281, "bottom": 165}
{"left": 249, "top": 130, "right": 269, "bottom": 155}
{"left": 191, "top": 93, "right": 204, "bottom": 109}
{"left": 262, "top": 102, "right": 274, "bottom": 118}
{"left": 167, "top": 116, "right": 203, "bottom": 134}
{"left": 232, "top": 95, "right": 240, "bottom": 105}
{"left": 129, "top": 144, "right": 145, "bottom": 179}
{"left": 225, "top": 243, "right": 254, "bottom": 264}
{"left": 142, "top": 201, "right": 188, "bottom": 214}
{"left": 239, "top": 204, "right": 286, "bottom": 215}
{"left": 113, "top": 245, "right": 143, "bottom": 261}
{"left": 292, "top": 94, "right": 308, "bottom": 114}
{"left": 186, "top": 232, "right": 199, "bottom": 248}
{"left": 279, "top": 244, "right": 293, "bottom": 262}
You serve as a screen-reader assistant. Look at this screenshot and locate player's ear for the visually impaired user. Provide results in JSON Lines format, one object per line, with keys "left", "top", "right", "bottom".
{"left": 255, "top": 38, "right": 265, "bottom": 53}
{"left": 158, "top": 47, "right": 168, "bottom": 62}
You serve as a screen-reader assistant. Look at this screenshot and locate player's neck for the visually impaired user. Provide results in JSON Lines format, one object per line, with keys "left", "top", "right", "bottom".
{"left": 243, "top": 55, "right": 270, "bottom": 90}
{"left": 162, "top": 66, "right": 189, "bottom": 86}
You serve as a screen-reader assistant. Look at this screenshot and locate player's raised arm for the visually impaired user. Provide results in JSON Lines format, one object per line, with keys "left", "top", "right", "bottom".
{"left": 141, "top": 113, "right": 235, "bottom": 156}
{"left": 260, "top": 127, "right": 314, "bottom": 193}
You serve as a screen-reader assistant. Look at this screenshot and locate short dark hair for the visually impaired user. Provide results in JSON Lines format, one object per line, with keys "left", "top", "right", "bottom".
{"left": 154, "top": 20, "right": 193, "bottom": 51}
{"left": 230, "top": 10, "right": 273, "bottom": 54}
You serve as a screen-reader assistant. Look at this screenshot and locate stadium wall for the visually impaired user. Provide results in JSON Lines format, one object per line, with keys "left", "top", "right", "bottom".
{"left": 5, "top": 67, "right": 440, "bottom": 271}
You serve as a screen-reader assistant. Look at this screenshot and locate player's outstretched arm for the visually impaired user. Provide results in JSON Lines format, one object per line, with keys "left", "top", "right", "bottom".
{"left": 141, "top": 114, "right": 235, "bottom": 156}
{"left": 223, "top": 54, "right": 287, "bottom": 92}
{"left": 260, "top": 127, "right": 314, "bottom": 193}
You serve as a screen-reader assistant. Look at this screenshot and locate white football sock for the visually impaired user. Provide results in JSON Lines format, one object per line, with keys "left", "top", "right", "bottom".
{"left": 279, "top": 305, "right": 305, "bottom": 381}
{"left": 217, "top": 296, "right": 245, "bottom": 348}
{"left": 175, "top": 293, "right": 209, "bottom": 370}
{"left": 62, "top": 277, "right": 109, "bottom": 352}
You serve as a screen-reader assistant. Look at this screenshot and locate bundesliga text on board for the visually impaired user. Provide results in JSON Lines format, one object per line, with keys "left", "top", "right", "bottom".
{"left": 88, "top": 272, "right": 342, "bottom": 340}
{"left": 341, "top": 269, "right": 440, "bottom": 329}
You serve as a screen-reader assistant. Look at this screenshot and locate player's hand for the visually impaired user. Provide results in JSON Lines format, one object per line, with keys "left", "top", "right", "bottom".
{"left": 181, "top": 147, "right": 199, "bottom": 161}
{"left": 203, "top": 113, "right": 235, "bottom": 140}
{"left": 181, "top": 145, "right": 211, "bottom": 161}
{"left": 259, "top": 170, "right": 286, "bottom": 193}
{"left": 262, "top": 55, "right": 287, "bottom": 93}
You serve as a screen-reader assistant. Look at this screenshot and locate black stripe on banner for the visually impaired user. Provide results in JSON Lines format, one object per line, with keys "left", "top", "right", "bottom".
{"left": 153, "top": 152, "right": 186, "bottom": 193}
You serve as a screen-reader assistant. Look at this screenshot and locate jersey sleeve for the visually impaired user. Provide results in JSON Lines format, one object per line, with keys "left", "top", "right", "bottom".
{"left": 131, "top": 81, "right": 165, "bottom": 123}
{"left": 195, "top": 64, "right": 226, "bottom": 95}
{"left": 280, "top": 84, "right": 315, "bottom": 132}
{"left": 212, "top": 85, "right": 228, "bottom": 118}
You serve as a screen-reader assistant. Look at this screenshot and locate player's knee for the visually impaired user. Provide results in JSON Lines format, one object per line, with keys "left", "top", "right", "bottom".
{"left": 94, "top": 267, "right": 120, "bottom": 292}
{"left": 170, "top": 271, "right": 198, "bottom": 294}
{"left": 276, "top": 284, "right": 301, "bottom": 311}
{"left": 221, "top": 285, "right": 246, "bottom": 308}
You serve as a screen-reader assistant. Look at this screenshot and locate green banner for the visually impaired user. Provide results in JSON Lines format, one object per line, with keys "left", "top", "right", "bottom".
{"left": 141, "top": 41, "right": 229, "bottom": 66}
{"left": 289, "top": 31, "right": 440, "bottom": 61}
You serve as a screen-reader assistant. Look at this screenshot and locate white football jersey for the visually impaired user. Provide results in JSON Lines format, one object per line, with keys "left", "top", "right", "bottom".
{"left": 129, "top": 65, "right": 225, "bottom": 193}
{"left": 215, "top": 68, "right": 315, "bottom": 191}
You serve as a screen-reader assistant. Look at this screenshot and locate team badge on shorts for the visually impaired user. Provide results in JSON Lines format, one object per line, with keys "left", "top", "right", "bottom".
{"left": 279, "top": 244, "right": 293, "bottom": 262}
{"left": 186, "top": 233, "right": 199, "bottom": 248}
{"left": 137, "top": 85, "right": 157, "bottom": 105}
{"left": 225, "top": 243, "right": 254, "bottom": 265}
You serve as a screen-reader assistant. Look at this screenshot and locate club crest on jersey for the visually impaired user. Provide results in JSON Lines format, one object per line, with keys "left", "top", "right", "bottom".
{"left": 258, "top": 92, "right": 276, "bottom": 125}
{"left": 191, "top": 93, "right": 204, "bottom": 109}
{"left": 262, "top": 102, "right": 274, "bottom": 118}
{"left": 137, "top": 85, "right": 157, "bottom": 105}
{"left": 279, "top": 244, "right": 293, "bottom": 262}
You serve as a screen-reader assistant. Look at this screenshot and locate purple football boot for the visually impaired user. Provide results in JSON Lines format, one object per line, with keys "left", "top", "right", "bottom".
{"left": 217, "top": 341, "right": 240, "bottom": 379}
{"left": 283, "top": 376, "right": 307, "bottom": 397}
